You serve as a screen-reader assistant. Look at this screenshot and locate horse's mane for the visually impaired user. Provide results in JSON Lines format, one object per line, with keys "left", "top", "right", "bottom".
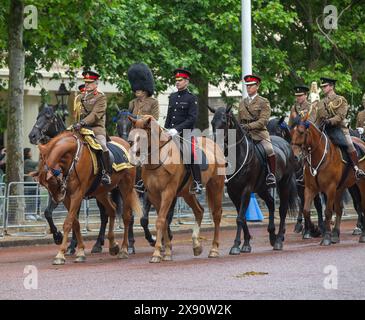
{"left": 42, "top": 131, "right": 74, "bottom": 152}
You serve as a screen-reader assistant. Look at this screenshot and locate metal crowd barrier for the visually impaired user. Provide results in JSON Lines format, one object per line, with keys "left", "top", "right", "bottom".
{"left": 5, "top": 182, "right": 48, "bottom": 237}
{"left": 176, "top": 190, "right": 213, "bottom": 225}
{"left": 0, "top": 183, "right": 6, "bottom": 238}
{"left": 0, "top": 180, "right": 358, "bottom": 240}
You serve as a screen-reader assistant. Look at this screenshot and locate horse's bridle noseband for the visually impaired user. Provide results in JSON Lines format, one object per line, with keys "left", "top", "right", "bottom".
{"left": 291, "top": 123, "right": 329, "bottom": 177}
{"left": 44, "top": 135, "right": 82, "bottom": 201}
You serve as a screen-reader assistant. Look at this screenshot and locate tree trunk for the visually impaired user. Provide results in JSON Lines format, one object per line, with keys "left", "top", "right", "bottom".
{"left": 193, "top": 76, "right": 209, "bottom": 132}
{"left": 7, "top": 0, "right": 25, "bottom": 224}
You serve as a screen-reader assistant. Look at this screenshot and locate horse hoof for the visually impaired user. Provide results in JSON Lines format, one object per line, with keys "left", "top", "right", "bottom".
{"left": 273, "top": 241, "right": 283, "bottom": 251}
{"left": 193, "top": 245, "right": 203, "bottom": 256}
{"left": 353, "top": 227, "right": 362, "bottom": 236}
{"left": 52, "top": 258, "right": 65, "bottom": 265}
{"left": 91, "top": 245, "right": 103, "bottom": 254}
{"left": 269, "top": 234, "right": 276, "bottom": 247}
{"left": 331, "top": 236, "right": 340, "bottom": 244}
{"left": 150, "top": 255, "right": 162, "bottom": 263}
{"left": 359, "top": 235, "right": 365, "bottom": 243}
{"left": 303, "top": 232, "right": 312, "bottom": 240}
{"left": 162, "top": 255, "right": 173, "bottom": 261}
{"left": 53, "top": 232, "right": 63, "bottom": 245}
{"left": 117, "top": 251, "right": 129, "bottom": 259}
{"left": 229, "top": 247, "right": 241, "bottom": 255}
{"left": 74, "top": 256, "right": 86, "bottom": 263}
{"left": 294, "top": 223, "right": 303, "bottom": 233}
{"left": 148, "top": 236, "right": 156, "bottom": 247}
{"left": 65, "top": 248, "right": 76, "bottom": 256}
{"left": 208, "top": 250, "right": 220, "bottom": 258}
{"left": 109, "top": 244, "right": 120, "bottom": 256}
{"left": 320, "top": 238, "right": 332, "bottom": 246}
{"left": 240, "top": 245, "right": 252, "bottom": 253}
{"left": 128, "top": 246, "right": 136, "bottom": 255}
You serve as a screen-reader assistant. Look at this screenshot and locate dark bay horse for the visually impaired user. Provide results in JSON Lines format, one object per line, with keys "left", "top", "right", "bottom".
{"left": 35, "top": 131, "right": 142, "bottom": 264}
{"left": 268, "top": 116, "right": 325, "bottom": 235}
{"left": 210, "top": 106, "right": 298, "bottom": 253}
{"left": 268, "top": 117, "right": 364, "bottom": 236}
{"left": 28, "top": 106, "right": 122, "bottom": 254}
{"left": 129, "top": 115, "right": 225, "bottom": 263}
{"left": 290, "top": 117, "right": 365, "bottom": 245}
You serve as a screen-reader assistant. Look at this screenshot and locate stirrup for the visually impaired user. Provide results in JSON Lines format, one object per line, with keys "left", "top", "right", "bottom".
{"left": 134, "top": 180, "right": 145, "bottom": 193}
{"left": 355, "top": 168, "right": 365, "bottom": 180}
{"left": 101, "top": 171, "right": 112, "bottom": 185}
{"left": 266, "top": 173, "right": 276, "bottom": 187}
{"left": 191, "top": 181, "right": 203, "bottom": 195}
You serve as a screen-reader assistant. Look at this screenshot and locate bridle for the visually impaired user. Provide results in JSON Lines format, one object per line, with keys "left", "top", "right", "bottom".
{"left": 291, "top": 122, "right": 329, "bottom": 177}
{"left": 35, "top": 112, "right": 64, "bottom": 144}
{"left": 214, "top": 110, "right": 250, "bottom": 183}
{"left": 43, "top": 135, "right": 83, "bottom": 202}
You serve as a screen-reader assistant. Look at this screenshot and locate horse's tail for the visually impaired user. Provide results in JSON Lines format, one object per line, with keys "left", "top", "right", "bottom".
{"left": 129, "top": 189, "right": 143, "bottom": 218}
{"left": 341, "top": 189, "right": 351, "bottom": 205}
{"left": 287, "top": 174, "right": 299, "bottom": 217}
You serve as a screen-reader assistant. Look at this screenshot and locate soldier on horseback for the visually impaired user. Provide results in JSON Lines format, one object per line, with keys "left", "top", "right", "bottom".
{"left": 316, "top": 77, "right": 365, "bottom": 179}
{"left": 356, "top": 93, "right": 365, "bottom": 138}
{"left": 165, "top": 68, "right": 203, "bottom": 194}
{"left": 238, "top": 75, "right": 276, "bottom": 187}
{"left": 288, "top": 85, "right": 318, "bottom": 127}
{"left": 72, "top": 70, "right": 112, "bottom": 185}
{"left": 127, "top": 63, "right": 160, "bottom": 193}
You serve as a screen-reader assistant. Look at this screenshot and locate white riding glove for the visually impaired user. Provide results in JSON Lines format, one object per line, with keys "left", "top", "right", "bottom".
{"left": 168, "top": 129, "right": 178, "bottom": 137}
{"left": 357, "top": 127, "right": 364, "bottom": 135}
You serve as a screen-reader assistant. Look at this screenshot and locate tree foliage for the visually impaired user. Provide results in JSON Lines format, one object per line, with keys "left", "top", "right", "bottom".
{"left": 1, "top": 0, "right": 365, "bottom": 126}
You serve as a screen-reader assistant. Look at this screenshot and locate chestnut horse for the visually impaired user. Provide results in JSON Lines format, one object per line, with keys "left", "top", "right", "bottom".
{"left": 128, "top": 115, "right": 225, "bottom": 263}
{"left": 291, "top": 118, "right": 365, "bottom": 245}
{"left": 36, "top": 131, "right": 142, "bottom": 264}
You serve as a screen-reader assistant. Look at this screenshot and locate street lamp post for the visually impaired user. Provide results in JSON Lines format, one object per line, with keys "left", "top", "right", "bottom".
{"left": 242, "top": 0, "right": 252, "bottom": 98}
{"left": 55, "top": 82, "right": 70, "bottom": 121}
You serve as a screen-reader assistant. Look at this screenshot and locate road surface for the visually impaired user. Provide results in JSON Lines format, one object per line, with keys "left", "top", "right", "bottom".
{"left": 0, "top": 220, "right": 364, "bottom": 300}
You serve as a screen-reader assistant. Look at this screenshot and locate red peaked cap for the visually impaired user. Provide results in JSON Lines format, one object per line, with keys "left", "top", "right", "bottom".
{"left": 174, "top": 68, "right": 192, "bottom": 80}
{"left": 78, "top": 84, "right": 86, "bottom": 92}
{"left": 244, "top": 74, "right": 261, "bottom": 85}
{"left": 82, "top": 70, "right": 100, "bottom": 83}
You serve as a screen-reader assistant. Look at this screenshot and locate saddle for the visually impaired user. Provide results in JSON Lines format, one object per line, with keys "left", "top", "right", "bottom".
{"left": 78, "top": 128, "right": 133, "bottom": 174}
{"left": 173, "top": 136, "right": 209, "bottom": 171}
{"left": 72, "top": 128, "right": 134, "bottom": 197}
{"left": 324, "top": 126, "right": 365, "bottom": 164}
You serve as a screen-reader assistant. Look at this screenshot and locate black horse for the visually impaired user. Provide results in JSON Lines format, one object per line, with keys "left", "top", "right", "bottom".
{"left": 116, "top": 110, "right": 174, "bottom": 247}
{"left": 28, "top": 105, "right": 123, "bottom": 254}
{"left": 268, "top": 116, "right": 364, "bottom": 236}
{"left": 210, "top": 106, "right": 298, "bottom": 253}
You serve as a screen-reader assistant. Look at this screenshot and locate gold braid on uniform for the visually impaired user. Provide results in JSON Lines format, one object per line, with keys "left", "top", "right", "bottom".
{"left": 327, "top": 97, "right": 344, "bottom": 116}
{"left": 73, "top": 94, "right": 82, "bottom": 123}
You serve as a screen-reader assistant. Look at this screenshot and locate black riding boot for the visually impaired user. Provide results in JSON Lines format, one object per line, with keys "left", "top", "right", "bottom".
{"left": 191, "top": 164, "right": 203, "bottom": 194}
{"left": 101, "top": 151, "right": 112, "bottom": 185}
{"left": 349, "top": 150, "right": 365, "bottom": 180}
{"left": 134, "top": 167, "right": 145, "bottom": 193}
{"left": 266, "top": 154, "right": 277, "bottom": 187}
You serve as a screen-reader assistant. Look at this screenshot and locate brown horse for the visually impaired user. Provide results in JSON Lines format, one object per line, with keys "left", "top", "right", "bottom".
{"left": 128, "top": 115, "right": 225, "bottom": 263}
{"left": 290, "top": 118, "right": 365, "bottom": 245}
{"left": 36, "top": 131, "right": 142, "bottom": 265}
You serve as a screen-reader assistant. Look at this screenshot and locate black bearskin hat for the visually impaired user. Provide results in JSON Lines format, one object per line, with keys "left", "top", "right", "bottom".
{"left": 127, "top": 63, "right": 155, "bottom": 97}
